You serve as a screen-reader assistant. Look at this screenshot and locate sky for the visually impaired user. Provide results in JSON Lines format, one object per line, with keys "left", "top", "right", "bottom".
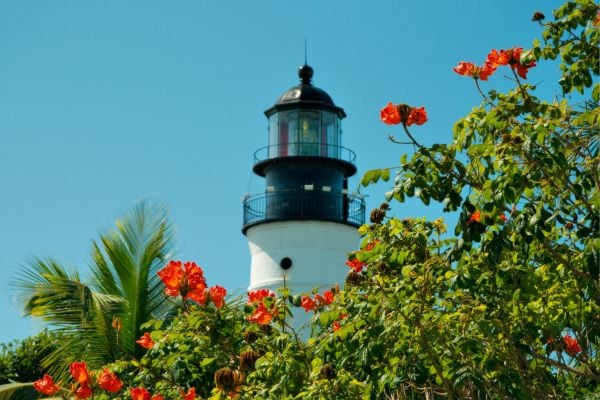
{"left": 0, "top": 0, "right": 565, "bottom": 344}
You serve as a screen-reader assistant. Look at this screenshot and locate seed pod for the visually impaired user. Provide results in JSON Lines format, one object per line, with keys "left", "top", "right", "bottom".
{"left": 532, "top": 11, "right": 545, "bottom": 22}
{"left": 320, "top": 364, "right": 336, "bottom": 380}
{"left": 214, "top": 368, "right": 235, "bottom": 391}
{"left": 243, "top": 330, "right": 259, "bottom": 344}
{"left": 370, "top": 208, "right": 386, "bottom": 224}
{"left": 239, "top": 350, "right": 261, "bottom": 371}
{"left": 345, "top": 271, "right": 364, "bottom": 286}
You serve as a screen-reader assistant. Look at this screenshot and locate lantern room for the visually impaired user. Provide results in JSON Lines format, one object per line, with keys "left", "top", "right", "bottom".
{"left": 243, "top": 64, "right": 364, "bottom": 233}
{"left": 253, "top": 64, "right": 355, "bottom": 178}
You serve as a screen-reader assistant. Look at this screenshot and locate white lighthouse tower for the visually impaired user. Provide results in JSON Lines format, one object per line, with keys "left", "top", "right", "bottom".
{"left": 242, "top": 65, "right": 365, "bottom": 298}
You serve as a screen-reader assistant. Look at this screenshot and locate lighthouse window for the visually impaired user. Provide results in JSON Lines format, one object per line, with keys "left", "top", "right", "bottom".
{"left": 298, "top": 111, "right": 319, "bottom": 156}
{"left": 280, "top": 257, "right": 293, "bottom": 270}
{"left": 268, "top": 113, "right": 279, "bottom": 158}
{"left": 321, "top": 111, "right": 340, "bottom": 158}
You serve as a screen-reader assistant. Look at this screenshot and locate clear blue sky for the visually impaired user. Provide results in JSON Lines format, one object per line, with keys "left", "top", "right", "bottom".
{"left": 0, "top": 0, "right": 563, "bottom": 344}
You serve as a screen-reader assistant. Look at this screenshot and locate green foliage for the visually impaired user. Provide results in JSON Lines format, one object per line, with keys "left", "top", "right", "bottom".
{"left": 13, "top": 199, "right": 177, "bottom": 381}
{"left": 15, "top": 1, "right": 600, "bottom": 399}
{"left": 0, "top": 330, "right": 61, "bottom": 385}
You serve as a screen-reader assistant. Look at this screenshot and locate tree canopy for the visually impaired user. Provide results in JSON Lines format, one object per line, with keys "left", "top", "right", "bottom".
{"left": 3, "top": 1, "right": 598, "bottom": 399}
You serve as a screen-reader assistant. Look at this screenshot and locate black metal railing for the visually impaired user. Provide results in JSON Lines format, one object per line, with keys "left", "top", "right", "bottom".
{"left": 253, "top": 143, "right": 356, "bottom": 165}
{"left": 243, "top": 190, "right": 365, "bottom": 230}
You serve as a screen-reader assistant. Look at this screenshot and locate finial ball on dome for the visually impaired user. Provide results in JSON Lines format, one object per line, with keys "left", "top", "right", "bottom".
{"left": 298, "top": 64, "right": 314, "bottom": 84}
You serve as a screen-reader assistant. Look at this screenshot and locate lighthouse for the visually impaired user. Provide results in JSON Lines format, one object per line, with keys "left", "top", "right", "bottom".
{"left": 242, "top": 65, "right": 365, "bottom": 298}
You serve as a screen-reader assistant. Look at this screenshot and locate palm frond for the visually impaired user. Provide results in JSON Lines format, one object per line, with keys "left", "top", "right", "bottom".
{"left": 0, "top": 382, "right": 37, "bottom": 400}
{"left": 12, "top": 199, "right": 178, "bottom": 375}
{"left": 88, "top": 199, "right": 177, "bottom": 356}
{"left": 14, "top": 258, "right": 93, "bottom": 325}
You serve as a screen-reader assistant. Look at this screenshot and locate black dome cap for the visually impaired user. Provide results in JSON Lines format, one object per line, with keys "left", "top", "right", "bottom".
{"left": 265, "top": 65, "right": 346, "bottom": 118}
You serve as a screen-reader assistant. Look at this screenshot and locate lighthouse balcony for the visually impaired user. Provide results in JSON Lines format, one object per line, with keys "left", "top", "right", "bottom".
{"left": 252, "top": 143, "right": 357, "bottom": 177}
{"left": 242, "top": 189, "right": 365, "bottom": 233}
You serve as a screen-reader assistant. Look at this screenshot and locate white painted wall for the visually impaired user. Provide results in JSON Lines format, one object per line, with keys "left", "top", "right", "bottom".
{"left": 246, "top": 220, "right": 360, "bottom": 294}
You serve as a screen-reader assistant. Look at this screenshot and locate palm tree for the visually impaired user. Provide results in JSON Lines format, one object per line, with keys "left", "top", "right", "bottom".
{"left": 13, "top": 199, "right": 177, "bottom": 379}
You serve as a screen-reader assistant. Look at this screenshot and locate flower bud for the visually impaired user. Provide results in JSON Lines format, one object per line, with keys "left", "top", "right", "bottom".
{"left": 243, "top": 330, "right": 259, "bottom": 344}
{"left": 532, "top": 11, "right": 545, "bottom": 22}
{"left": 320, "top": 364, "right": 336, "bottom": 380}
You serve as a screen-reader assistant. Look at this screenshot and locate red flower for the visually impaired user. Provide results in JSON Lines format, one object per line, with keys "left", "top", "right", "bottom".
{"left": 323, "top": 290, "right": 334, "bottom": 305}
{"left": 152, "top": 396, "right": 164, "bottom": 400}
{"left": 364, "top": 240, "right": 379, "bottom": 251}
{"left": 380, "top": 102, "right": 402, "bottom": 125}
{"left": 301, "top": 296, "right": 316, "bottom": 312}
{"left": 406, "top": 107, "right": 427, "bottom": 126}
{"left": 467, "top": 211, "right": 481, "bottom": 224}
{"left": 157, "top": 260, "right": 207, "bottom": 304}
{"left": 485, "top": 49, "right": 510, "bottom": 68}
{"left": 332, "top": 313, "right": 348, "bottom": 331}
{"left": 184, "top": 262, "right": 208, "bottom": 304}
{"left": 97, "top": 368, "right": 123, "bottom": 393}
{"left": 70, "top": 361, "right": 89, "bottom": 385}
{"left": 184, "top": 387, "right": 197, "bottom": 400}
{"left": 453, "top": 61, "right": 497, "bottom": 81}
{"left": 247, "top": 302, "right": 273, "bottom": 325}
{"left": 131, "top": 387, "right": 152, "bottom": 400}
{"left": 157, "top": 260, "right": 184, "bottom": 296}
{"left": 345, "top": 258, "right": 366, "bottom": 273}
{"left": 33, "top": 374, "right": 60, "bottom": 396}
{"left": 381, "top": 103, "right": 428, "bottom": 126}
{"left": 564, "top": 334, "right": 582, "bottom": 356}
{"left": 75, "top": 384, "right": 93, "bottom": 399}
{"left": 499, "top": 214, "right": 508, "bottom": 222}
{"left": 136, "top": 332, "right": 155, "bottom": 349}
{"left": 453, "top": 61, "right": 478, "bottom": 77}
{"left": 247, "top": 288, "right": 275, "bottom": 304}
{"left": 209, "top": 285, "right": 227, "bottom": 309}
{"left": 478, "top": 63, "right": 497, "bottom": 81}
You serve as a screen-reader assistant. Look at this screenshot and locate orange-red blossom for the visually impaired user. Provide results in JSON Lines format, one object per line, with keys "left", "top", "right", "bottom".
{"left": 301, "top": 290, "right": 335, "bottom": 312}
{"left": 454, "top": 47, "right": 536, "bottom": 80}
{"left": 247, "top": 289, "right": 276, "bottom": 324}
{"left": 74, "top": 384, "right": 93, "bottom": 399}
{"left": 380, "top": 102, "right": 428, "bottom": 126}
{"left": 467, "top": 210, "right": 481, "bottom": 224}
{"left": 209, "top": 285, "right": 227, "bottom": 308}
{"left": 184, "top": 387, "right": 198, "bottom": 400}
{"left": 97, "top": 368, "right": 123, "bottom": 393}
{"left": 136, "top": 332, "right": 155, "bottom": 349}
{"left": 247, "top": 288, "right": 275, "bottom": 303}
{"left": 70, "top": 361, "right": 90, "bottom": 385}
{"left": 157, "top": 260, "right": 208, "bottom": 304}
{"left": 564, "top": 334, "right": 582, "bottom": 356}
{"left": 131, "top": 387, "right": 152, "bottom": 400}
{"left": 247, "top": 301, "right": 273, "bottom": 325}
{"left": 33, "top": 374, "right": 60, "bottom": 396}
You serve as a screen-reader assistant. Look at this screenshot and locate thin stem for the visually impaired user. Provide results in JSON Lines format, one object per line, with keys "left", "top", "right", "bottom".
{"left": 510, "top": 68, "right": 529, "bottom": 100}
{"left": 473, "top": 78, "right": 490, "bottom": 103}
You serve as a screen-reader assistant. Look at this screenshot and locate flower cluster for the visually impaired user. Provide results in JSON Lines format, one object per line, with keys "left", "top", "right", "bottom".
{"left": 467, "top": 210, "right": 481, "bottom": 225}
{"left": 33, "top": 374, "right": 60, "bottom": 396}
{"left": 345, "top": 240, "right": 379, "bottom": 273}
{"left": 331, "top": 313, "right": 349, "bottom": 332}
{"left": 300, "top": 290, "right": 335, "bottom": 312}
{"left": 33, "top": 361, "right": 124, "bottom": 398}
{"left": 246, "top": 289, "right": 277, "bottom": 325}
{"left": 563, "top": 334, "right": 582, "bottom": 356}
{"left": 453, "top": 47, "right": 536, "bottom": 80}
{"left": 130, "top": 386, "right": 168, "bottom": 400}
{"left": 380, "top": 102, "right": 428, "bottom": 126}
{"left": 136, "top": 332, "right": 155, "bottom": 349}
{"left": 157, "top": 260, "right": 226, "bottom": 308}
